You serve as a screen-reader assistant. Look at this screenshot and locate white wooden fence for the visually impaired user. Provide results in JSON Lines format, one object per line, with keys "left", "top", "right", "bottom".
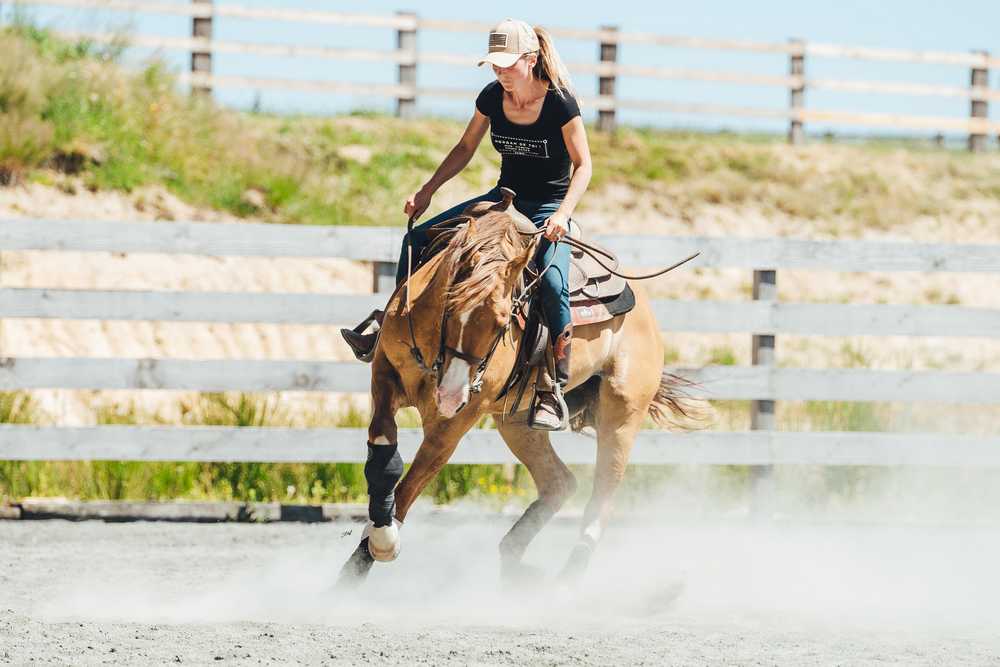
{"left": 9, "top": 0, "right": 1000, "bottom": 150}
{"left": 2, "top": 217, "right": 1000, "bottom": 466}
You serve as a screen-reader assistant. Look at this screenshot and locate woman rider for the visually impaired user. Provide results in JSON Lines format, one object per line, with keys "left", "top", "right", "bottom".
{"left": 342, "top": 18, "right": 593, "bottom": 431}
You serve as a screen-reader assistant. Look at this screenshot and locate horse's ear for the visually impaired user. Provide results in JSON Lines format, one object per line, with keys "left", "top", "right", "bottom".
{"left": 489, "top": 187, "right": 516, "bottom": 212}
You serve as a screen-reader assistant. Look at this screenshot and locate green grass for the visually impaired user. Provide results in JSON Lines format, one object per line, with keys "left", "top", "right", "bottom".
{"left": 706, "top": 345, "right": 738, "bottom": 366}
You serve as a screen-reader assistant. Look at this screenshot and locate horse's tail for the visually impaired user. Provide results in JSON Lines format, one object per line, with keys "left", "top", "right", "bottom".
{"left": 647, "top": 369, "right": 713, "bottom": 430}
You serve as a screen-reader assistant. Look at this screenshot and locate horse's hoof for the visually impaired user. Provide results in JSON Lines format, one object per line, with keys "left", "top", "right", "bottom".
{"left": 556, "top": 542, "right": 594, "bottom": 586}
{"left": 500, "top": 560, "right": 546, "bottom": 589}
{"left": 364, "top": 519, "right": 401, "bottom": 562}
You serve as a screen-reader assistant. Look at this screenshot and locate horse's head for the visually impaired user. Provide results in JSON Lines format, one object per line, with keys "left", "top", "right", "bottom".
{"left": 433, "top": 193, "right": 538, "bottom": 418}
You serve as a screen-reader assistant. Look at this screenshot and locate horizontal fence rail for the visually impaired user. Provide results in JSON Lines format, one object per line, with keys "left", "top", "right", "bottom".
{"left": 6, "top": 220, "right": 1000, "bottom": 272}
{"left": 2, "top": 425, "right": 1000, "bottom": 466}
{"left": 3, "top": 289, "right": 999, "bottom": 338}
{"left": 11, "top": 0, "right": 1000, "bottom": 148}
{"left": 54, "top": 30, "right": 1000, "bottom": 104}
{"left": 2, "top": 358, "right": 999, "bottom": 404}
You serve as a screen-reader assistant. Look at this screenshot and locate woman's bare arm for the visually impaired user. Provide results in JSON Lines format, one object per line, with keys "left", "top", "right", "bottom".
{"left": 542, "top": 116, "right": 592, "bottom": 240}
{"left": 554, "top": 116, "right": 592, "bottom": 220}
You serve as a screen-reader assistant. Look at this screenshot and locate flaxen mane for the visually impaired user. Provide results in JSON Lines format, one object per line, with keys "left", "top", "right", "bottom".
{"left": 441, "top": 211, "right": 524, "bottom": 316}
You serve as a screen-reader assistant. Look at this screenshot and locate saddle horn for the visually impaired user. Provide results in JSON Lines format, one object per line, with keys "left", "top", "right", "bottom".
{"left": 489, "top": 187, "right": 516, "bottom": 212}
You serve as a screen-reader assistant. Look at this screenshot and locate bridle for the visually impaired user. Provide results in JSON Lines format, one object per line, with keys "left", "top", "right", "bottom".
{"left": 402, "top": 214, "right": 699, "bottom": 400}
{"left": 408, "top": 306, "right": 511, "bottom": 395}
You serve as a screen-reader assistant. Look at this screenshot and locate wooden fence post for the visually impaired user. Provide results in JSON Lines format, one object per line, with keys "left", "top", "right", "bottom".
{"left": 750, "top": 268, "right": 777, "bottom": 503}
{"left": 788, "top": 39, "right": 805, "bottom": 145}
{"left": 383, "top": 11, "right": 413, "bottom": 287}
{"left": 968, "top": 50, "right": 989, "bottom": 153}
{"left": 372, "top": 261, "right": 397, "bottom": 293}
{"left": 598, "top": 25, "right": 618, "bottom": 133}
{"left": 190, "top": 0, "right": 212, "bottom": 96}
{"left": 396, "top": 11, "right": 417, "bottom": 119}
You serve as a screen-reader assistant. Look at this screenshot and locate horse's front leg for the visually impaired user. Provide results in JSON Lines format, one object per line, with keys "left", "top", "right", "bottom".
{"left": 390, "top": 416, "right": 474, "bottom": 522}
{"left": 337, "top": 378, "right": 478, "bottom": 587}
{"left": 337, "top": 419, "right": 472, "bottom": 589}
{"left": 336, "top": 356, "right": 403, "bottom": 588}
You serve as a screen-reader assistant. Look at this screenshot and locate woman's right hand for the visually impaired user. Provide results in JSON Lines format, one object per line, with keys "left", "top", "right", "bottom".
{"left": 404, "top": 187, "right": 433, "bottom": 221}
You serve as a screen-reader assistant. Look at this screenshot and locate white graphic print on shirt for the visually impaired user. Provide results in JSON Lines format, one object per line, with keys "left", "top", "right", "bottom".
{"left": 491, "top": 133, "right": 549, "bottom": 159}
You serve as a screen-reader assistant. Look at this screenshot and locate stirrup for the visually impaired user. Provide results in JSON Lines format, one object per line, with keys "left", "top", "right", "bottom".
{"left": 528, "top": 384, "right": 569, "bottom": 432}
{"left": 340, "top": 309, "right": 383, "bottom": 363}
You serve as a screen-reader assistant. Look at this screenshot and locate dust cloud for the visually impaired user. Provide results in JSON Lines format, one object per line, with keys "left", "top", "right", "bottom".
{"left": 21, "top": 467, "right": 1000, "bottom": 642}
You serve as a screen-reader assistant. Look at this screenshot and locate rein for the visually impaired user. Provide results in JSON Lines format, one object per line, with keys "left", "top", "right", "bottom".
{"left": 517, "top": 226, "right": 701, "bottom": 281}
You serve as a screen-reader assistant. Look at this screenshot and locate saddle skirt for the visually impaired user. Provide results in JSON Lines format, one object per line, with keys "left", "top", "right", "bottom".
{"left": 569, "top": 245, "right": 626, "bottom": 300}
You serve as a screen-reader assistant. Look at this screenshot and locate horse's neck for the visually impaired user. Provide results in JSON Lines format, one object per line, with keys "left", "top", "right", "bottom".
{"left": 398, "top": 250, "right": 525, "bottom": 371}
{"left": 394, "top": 252, "right": 448, "bottom": 315}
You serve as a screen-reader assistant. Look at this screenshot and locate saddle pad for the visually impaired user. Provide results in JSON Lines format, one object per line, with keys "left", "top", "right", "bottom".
{"left": 571, "top": 284, "right": 636, "bottom": 326}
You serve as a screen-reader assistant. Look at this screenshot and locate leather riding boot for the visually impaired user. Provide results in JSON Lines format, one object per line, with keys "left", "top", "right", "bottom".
{"left": 530, "top": 324, "right": 572, "bottom": 431}
{"left": 553, "top": 323, "right": 572, "bottom": 388}
{"left": 340, "top": 309, "right": 384, "bottom": 363}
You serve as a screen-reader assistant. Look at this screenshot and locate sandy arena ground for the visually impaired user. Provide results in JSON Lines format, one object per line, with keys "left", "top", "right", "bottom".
{"left": 1, "top": 509, "right": 998, "bottom": 665}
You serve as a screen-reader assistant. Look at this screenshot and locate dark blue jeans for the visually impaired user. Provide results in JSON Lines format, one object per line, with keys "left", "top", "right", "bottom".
{"left": 396, "top": 186, "right": 572, "bottom": 342}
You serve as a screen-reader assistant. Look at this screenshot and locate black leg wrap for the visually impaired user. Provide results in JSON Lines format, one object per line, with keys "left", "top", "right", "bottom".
{"left": 365, "top": 442, "right": 403, "bottom": 528}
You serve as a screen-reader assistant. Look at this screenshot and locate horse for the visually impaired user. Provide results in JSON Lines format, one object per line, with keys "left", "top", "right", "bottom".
{"left": 337, "top": 192, "right": 699, "bottom": 587}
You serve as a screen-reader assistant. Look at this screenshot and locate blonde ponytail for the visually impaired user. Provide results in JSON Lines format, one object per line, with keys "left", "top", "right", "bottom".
{"left": 532, "top": 26, "right": 576, "bottom": 100}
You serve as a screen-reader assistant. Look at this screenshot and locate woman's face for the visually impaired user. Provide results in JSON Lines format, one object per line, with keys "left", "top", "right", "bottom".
{"left": 492, "top": 53, "right": 537, "bottom": 89}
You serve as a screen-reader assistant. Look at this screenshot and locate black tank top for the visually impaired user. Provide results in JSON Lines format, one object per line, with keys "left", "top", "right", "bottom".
{"left": 475, "top": 81, "right": 581, "bottom": 201}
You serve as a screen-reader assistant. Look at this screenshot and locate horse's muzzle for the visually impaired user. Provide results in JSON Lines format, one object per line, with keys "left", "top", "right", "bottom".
{"left": 436, "top": 386, "right": 468, "bottom": 418}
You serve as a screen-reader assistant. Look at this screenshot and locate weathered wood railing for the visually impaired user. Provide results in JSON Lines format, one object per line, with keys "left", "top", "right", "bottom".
{"left": 9, "top": 0, "right": 1000, "bottom": 150}
{"left": 1, "top": 218, "right": 999, "bottom": 466}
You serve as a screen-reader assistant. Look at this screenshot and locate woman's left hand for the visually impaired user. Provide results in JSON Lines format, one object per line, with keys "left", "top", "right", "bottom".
{"left": 543, "top": 212, "right": 570, "bottom": 242}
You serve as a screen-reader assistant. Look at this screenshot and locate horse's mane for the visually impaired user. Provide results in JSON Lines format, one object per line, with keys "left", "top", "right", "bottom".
{"left": 441, "top": 211, "right": 524, "bottom": 316}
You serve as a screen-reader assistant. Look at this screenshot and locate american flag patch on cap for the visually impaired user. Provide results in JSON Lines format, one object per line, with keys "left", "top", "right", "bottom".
{"left": 488, "top": 32, "right": 508, "bottom": 51}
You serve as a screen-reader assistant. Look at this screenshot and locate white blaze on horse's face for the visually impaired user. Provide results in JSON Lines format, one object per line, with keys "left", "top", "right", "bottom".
{"left": 436, "top": 310, "right": 473, "bottom": 418}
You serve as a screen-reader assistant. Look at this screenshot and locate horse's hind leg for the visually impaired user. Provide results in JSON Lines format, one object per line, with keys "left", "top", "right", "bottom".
{"left": 558, "top": 370, "right": 655, "bottom": 583}
{"left": 496, "top": 421, "right": 577, "bottom": 583}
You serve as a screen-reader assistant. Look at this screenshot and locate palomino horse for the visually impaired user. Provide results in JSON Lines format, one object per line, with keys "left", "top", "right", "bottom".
{"left": 338, "top": 193, "right": 697, "bottom": 586}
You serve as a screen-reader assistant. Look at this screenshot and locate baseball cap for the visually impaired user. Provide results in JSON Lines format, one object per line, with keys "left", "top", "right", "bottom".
{"left": 476, "top": 18, "right": 539, "bottom": 68}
